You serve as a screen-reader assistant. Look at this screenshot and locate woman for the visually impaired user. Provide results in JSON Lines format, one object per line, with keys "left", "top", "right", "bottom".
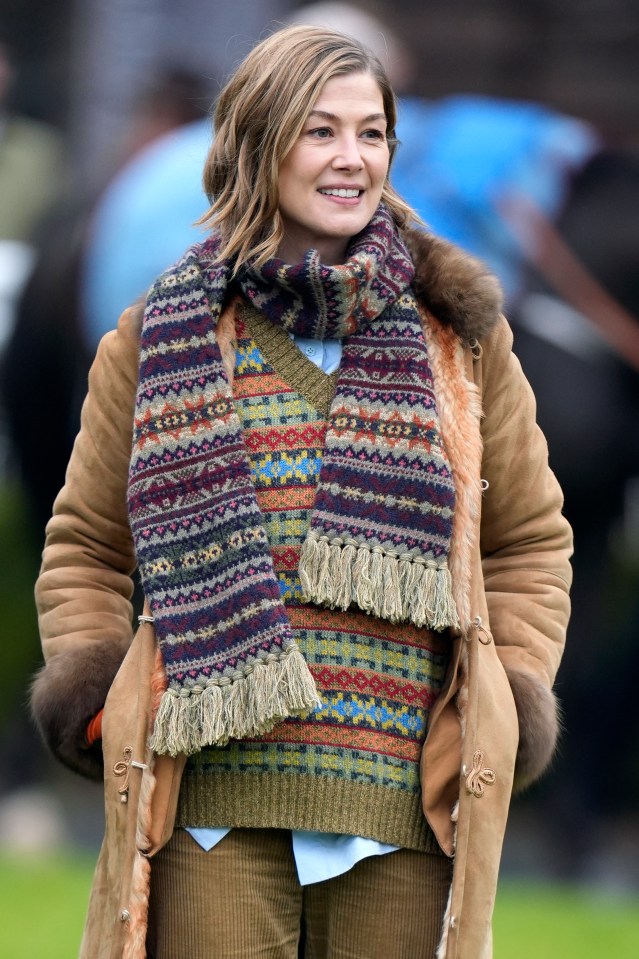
{"left": 32, "top": 25, "right": 572, "bottom": 959}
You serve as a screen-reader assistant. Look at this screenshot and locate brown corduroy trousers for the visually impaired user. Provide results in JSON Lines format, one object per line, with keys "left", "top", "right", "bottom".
{"left": 147, "top": 827, "right": 452, "bottom": 959}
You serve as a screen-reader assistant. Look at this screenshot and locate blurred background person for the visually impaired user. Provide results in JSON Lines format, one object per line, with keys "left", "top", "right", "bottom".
{"left": 0, "top": 38, "right": 64, "bottom": 246}
{"left": 0, "top": 31, "right": 67, "bottom": 823}
{"left": 2, "top": 67, "right": 211, "bottom": 540}
{"left": 0, "top": 35, "right": 65, "bottom": 396}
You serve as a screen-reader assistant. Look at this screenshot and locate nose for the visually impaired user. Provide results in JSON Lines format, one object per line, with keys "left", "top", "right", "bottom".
{"left": 331, "top": 133, "right": 364, "bottom": 171}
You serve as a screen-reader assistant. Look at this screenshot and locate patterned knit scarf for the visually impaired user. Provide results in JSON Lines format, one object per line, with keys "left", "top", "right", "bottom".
{"left": 128, "top": 206, "right": 458, "bottom": 757}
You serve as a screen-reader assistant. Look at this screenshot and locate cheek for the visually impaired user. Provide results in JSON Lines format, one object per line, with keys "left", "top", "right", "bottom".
{"left": 277, "top": 171, "right": 300, "bottom": 216}
{"left": 372, "top": 149, "right": 390, "bottom": 184}
{"left": 278, "top": 150, "right": 312, "bottom": 207}
{"left": 374, "top": 157, "right": 390, "bottom": 190}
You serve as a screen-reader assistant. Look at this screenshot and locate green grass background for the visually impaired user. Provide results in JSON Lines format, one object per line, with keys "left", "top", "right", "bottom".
{"left": 1, "top": 854, "right": 637, "bottom": 958}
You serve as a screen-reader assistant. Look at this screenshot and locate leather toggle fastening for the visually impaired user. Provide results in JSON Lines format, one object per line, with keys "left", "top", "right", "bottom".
{"left": 113, "top": 746, "right": 148, "bottom": 803}
{"left": 473, "top": 615, "right": 493, "bottom": 645}
{"left": 465, "top": 750, "right": 496, "bottom": 797}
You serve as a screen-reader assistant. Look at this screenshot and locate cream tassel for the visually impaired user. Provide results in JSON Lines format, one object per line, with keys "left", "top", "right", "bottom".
{"left": 299, "top": 535, "right": 321, "bottom": 600}
{"left": 353, "top": 545, "right": 374, "bottom": 612}
{"left": 407, "top": 562, "right": 459, "bottom": 631}
{"left": 335, "top": 542, "right": 357, "bottom": 610}
{"left": 313, "top": 538, "right": 333, "bottom": 604}
{"left": 279, "top": 643, "right": 322, "bottom": 711}
{"left": 382, "top": 552, "right": 402, "bottom": 622}
{"left": 149, "top": 644, "right": 320, "bottom": 756}
{"left": 300, "top": 534, "right": 459, "bottom": 631}
{"left": 326, "top": 542, "right": 345, "bottom": 607}
{"left": 431, "top": 566, "right": 460, "bottom": 630}
{"left": 223, "top": 671, "right": 251, "bottom": 739}
{"left": 399, "top": 556, "right": 420, "bottom": 620}
{"left": 407, "top": 562, "right": 429, "bottom": 626}
{"left": 398, "top": 556, "right": 415, "bottom": 601}
{"left": 368, "top": 548, "right": 385, "bottom": 618}
{"left": 200, "top": 682, "right": 225, "bottom": 745}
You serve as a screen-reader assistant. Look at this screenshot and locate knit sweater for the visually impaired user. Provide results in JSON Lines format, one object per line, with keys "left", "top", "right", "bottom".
{"left": 175, "top": 301, "right": 450, "bottom": 853}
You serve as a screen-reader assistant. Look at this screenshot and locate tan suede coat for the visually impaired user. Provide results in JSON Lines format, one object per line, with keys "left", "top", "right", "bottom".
{"left": 33, "top": 231, "right": 572, "bottom": 959}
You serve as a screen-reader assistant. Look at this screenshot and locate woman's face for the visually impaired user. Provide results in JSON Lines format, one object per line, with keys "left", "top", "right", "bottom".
{"left": 277, "top": 71, "right": 390, "bottom": 265}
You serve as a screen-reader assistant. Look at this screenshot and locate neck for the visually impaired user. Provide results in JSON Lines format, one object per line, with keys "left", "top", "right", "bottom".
{"left": 276, "top": 234, "right": 349, "bottom": 267}
{"left": 237, "top": 206, "right": 415, "bottom": 342}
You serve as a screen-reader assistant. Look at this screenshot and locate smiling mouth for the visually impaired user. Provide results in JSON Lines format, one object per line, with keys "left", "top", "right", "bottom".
{"left": 318, "top": 188, "right": 362, "bottom": 198}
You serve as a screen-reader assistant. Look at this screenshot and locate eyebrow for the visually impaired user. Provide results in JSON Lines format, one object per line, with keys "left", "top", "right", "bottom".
{"left": 308, "top": 109, "right": 387, "bottom": 123}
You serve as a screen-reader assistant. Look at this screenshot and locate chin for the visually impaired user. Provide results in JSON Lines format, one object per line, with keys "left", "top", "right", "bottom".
{"left": 322, "top": 214, "right": 375, "bottom": 243}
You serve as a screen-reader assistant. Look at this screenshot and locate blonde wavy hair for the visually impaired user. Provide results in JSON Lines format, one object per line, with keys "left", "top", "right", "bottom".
{"left": 199, "top": 24, "right": 418, "bottom": 269}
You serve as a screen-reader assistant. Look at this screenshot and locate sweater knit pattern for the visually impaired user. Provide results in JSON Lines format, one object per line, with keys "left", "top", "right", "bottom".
{"left": 176, "top": 306, "right": 450, "bottom": 853}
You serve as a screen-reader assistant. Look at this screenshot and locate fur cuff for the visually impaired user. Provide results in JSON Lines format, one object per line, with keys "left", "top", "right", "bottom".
{"left": 506, "top": 668, "right": 561, "bottom": 793}
{"left": 31, "top": 641, "right": 127, "bottom": 781}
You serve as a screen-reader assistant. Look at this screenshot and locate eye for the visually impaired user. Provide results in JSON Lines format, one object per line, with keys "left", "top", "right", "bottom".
{"left": 361, "top": 129, "right": 386, "bottom": 141}
{"left": 307, "top": 126, "right": 333, "bottom": 139}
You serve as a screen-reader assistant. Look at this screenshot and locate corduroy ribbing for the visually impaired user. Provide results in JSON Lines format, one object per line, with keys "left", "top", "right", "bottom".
{"left": 148, "top": 829, "right": 301, "bottom": 958}
{"left": 302, "top": 841, "right": 452, "bottom": 958}
{"left": 147, "top": 828, "right": 452, "bottom": 958}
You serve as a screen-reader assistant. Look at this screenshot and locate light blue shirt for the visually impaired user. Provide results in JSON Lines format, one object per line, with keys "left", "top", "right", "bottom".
{"left": 289, "top": 333, "right": 342, "bottom": 375}
{"left": 184, "top": 826, "right": 399, "bottom": 885}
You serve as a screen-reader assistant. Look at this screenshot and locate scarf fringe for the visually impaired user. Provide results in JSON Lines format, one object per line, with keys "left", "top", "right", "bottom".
{"left": 148, "top": 643, "right": 320, "bottom": 756}
{"left": 299, "top": 535, "right": 459, "bottom": 631}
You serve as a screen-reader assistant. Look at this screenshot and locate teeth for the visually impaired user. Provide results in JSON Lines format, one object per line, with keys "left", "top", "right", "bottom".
{"left": 320, "top": 188, "right": 360, "bottom": 197}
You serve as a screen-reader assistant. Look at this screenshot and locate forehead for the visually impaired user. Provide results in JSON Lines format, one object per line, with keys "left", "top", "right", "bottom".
{"left": 311, "top": 71, "right": 385, "bottom": 116}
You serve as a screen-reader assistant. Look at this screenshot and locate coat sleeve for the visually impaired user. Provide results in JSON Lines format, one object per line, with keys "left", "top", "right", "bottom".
{"left": 478, "top": 316, "right": 573, "bottom": 791}
{"left": 31, "top": 305, "right": 143, "bottom": 780}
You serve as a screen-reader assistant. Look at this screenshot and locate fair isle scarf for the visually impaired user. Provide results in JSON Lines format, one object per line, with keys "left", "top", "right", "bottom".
{"left": 128, "top": 206, "right": 458, "bottom": 757}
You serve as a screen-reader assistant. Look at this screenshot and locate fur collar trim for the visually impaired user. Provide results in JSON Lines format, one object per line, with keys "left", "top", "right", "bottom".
{"left": 403, "top": 227, "right": 503, "bottom": 343}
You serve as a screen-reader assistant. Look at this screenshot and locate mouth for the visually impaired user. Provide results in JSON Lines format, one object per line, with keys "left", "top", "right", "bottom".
{"left": 318, "top": 188, "right": 363, "bottom": 198}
